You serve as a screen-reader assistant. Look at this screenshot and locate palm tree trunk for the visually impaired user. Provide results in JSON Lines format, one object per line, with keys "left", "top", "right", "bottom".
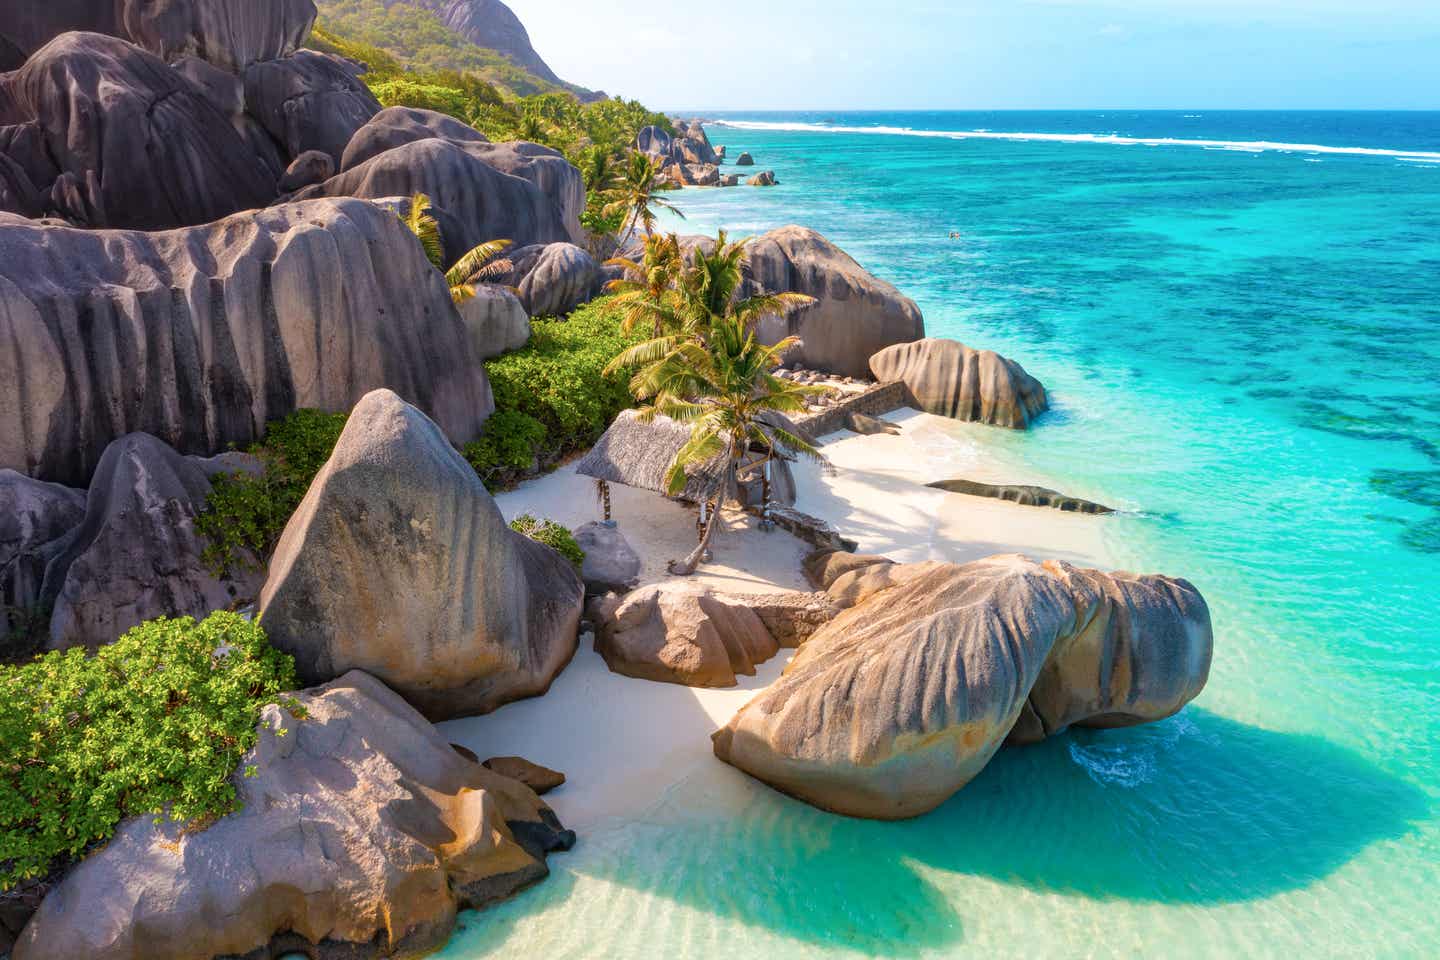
{"left": 669, "top": 458, "right": 736, "bottom": 576}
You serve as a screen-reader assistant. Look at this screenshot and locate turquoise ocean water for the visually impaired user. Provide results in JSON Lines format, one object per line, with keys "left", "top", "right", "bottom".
{"left": 444, "top": 113, "right": 1440, "bottom": 957}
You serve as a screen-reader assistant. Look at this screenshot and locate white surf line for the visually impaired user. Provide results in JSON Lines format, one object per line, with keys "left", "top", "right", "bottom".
{"left": 709, "top": 119, "right": 1440, "bottom": 161}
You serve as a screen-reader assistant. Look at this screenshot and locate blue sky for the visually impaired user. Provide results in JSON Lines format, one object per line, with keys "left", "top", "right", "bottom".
{"left": 505, "top": 0, "right": 1440, "bottom": 110}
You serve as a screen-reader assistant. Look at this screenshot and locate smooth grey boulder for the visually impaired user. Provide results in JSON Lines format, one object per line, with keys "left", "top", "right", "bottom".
{"left": 38, "top": 433, "right": 264, "bottom": 651}
{"left": 12, "top": 669, "right": 575, "bottom": 960}
{"left": 928, "top": 478, "right": 1114, "bottom": 514}
{"left": 243, "top": 49, "right": 380, "bottom": 168}
{"left": 0, "top": 0, "right": 316, "bottom": 72}
{"left": 276, "top": 148, "right": 334, "bottom": 193}
{"left": 714, "top": 555, "right": 1213, "bottom": 819}
{"left": 870, "top": 337, "right": 1048, "bottom": 429}
{"left": 257, "top": 390, "right": 584, "bottom": 721}
{"left": 7, "top": 31, "right": 278, "bottom": 228}
{"left": 340, "top": 104, "right": 490, "bottom": 171}
{"left": 735, "top": 151, "right": 755, "bottom": 166}
{"left": 0, "top": 470, "right": 84, "bottom": 644}
{"left": 742, "top": 226, "right": 927, "bottom": 378}
{"left": 845, "top": 412, "right": 902, "bottom": 436}
{"left": 0, "top": 198, "right": 493, "bottom": 487}
{"left": 508, "top": 242, "right": 601, "bottom": 317}
{"left": 295, "top": 137, "right": 571, "bottom": 257}
{"left": 573, "top": 521, "right": 641, "bottom": 594}
{"left": 459, "top": 285, "right": 531, "bottom": 359}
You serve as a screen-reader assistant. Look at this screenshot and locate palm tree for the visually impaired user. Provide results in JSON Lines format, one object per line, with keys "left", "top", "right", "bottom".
{"left": 399, "top": 193, "right": 514, "bottom": 305}
{"left": 631, "top": 314, "right": 826, "bottom": 575}
{"left": 604, "top": 151, "right": 684, "bottom": 247}
{"left": 604, "top": 232, "right": 684, "bottom": 338}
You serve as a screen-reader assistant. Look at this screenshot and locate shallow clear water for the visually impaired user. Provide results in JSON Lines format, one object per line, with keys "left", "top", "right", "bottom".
{"left": 444, "top": 112, "right": 1440, "bottom": 957}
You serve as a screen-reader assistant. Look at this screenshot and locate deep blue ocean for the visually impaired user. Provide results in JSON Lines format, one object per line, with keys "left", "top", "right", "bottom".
{"left": 444, "top": 112, "right": 1440, "bottom": 958}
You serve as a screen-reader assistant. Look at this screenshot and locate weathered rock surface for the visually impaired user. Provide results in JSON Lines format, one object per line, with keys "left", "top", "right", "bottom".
{"left": 928, "top": 478, "right": 1114, "bottom": 514}
{"left": 0, "top": 198, "right": 493, "bottom": 487}
{"left": 508, "top": 242, "right": 601, "bottom": 317}
{"left": 802, "top": 549, "right": 893, "bottom": 591}
{"left": 7, "top": 31, "right": 278, "bottom": 229}
{"left": 714, "top": 554, "right": 1213, "bottom": 819}
{"left": 340, "top": 104, "right": 490, "bottom": 171}
{"left": 483, "top": 756, "right": 566, "bottom": 795}
{"left": 734, "top": 590, "right": 839, "bottom": 648}
{"left": 0, "top": 0, "right": 317, "bottom": 72}
{"left": 0, "top": 471, "right": 84, "bottom": 643}
{"left": 243, "top": 48, "right": 380, "bottom": 167}
{"left": 743, "top": 226, "right": 926, "bottom": 378}
{"left": 296, "top": 137, "right": 572, "bottom": 257}
{"left": 845, "top": 412, "right": 902, "bottom": 436}
{"left": 735, "top": 151, "right": 755, "bottom": 166}
{"left": 0, "top": 153, "right": 41, "bottom": 218}
{"left": 12, "top": 670, "right": 575, "bottom": 960}
{"left": 460, "top": 285, "right": 532, "bottom": 359}
{"left": 591, "top": 583, "right": 780, "bottom": 688}
{"left": 37, "top": 434, "right": 263, "bottom": 651}
{"left": 749, "top": 171, "right": 777, "bottom": 186}
{"left": 258, "top": 390, "right": 584, "bottom": 721}
{"left": 277, "top": 148, "right": 334, "bottom": 192}
{"left": 573, "top": 521, "right": 641, "bottom": 595}
{"left": 870, "top": 337, "right": 1048, "bottom": 429}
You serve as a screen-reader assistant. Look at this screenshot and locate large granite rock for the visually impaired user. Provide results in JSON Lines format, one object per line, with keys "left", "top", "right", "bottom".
{"left": 483, "top": 756, "right": 566, "bottom": 795}
{"left": 714, "top": 554, "right": 1213, "bottom": 819}
{"left": 459, "top": 285, "right": 531, "bottom": 360}
{"left": 295, "top": 137, "right": 572, "bottom": 258}
{"left": 0, "top": 0, "right": 317, "bottom": 72}
{"left": 743, "top": 226, "right": 926, "bottom": 378}
{"left": 12, "top": 670, "right": 575, "bottom": 960}
{"left": 276, "top": 148, "right": 334, "bottom": 193}
{"left": 243, "top": 48, "right": 380, "bottom": 168}
{"left": 591, "top": 582, "right": 780, "bottom": 688}
{"left": 6, "top": 31, "right": 278, "bottom": 229}
{"left": 573, "top": 521, "right": 641, "bottom": 595}
{"left": 257, "top": 390, "right": 584, "bottom": 721}
{"left": 0, "top": 198, "right": 493, "bottom": 487}
{"left": 37, "top": 434, "right": 264, "bottom": 651}
{"left": 870, "top": 337, "right": 1048, "bottom": 429}
{"left": 928, "top": 478, "right": 1114, "bottom": 514}
{"left": 340, "top": 104, "right": 490, "bottom": 171}
{"left": 0, "top": 471, "right": 84, "bottom": 643}
{"left": 0, "top": 153, "right": 41, "bottom": 218}
{"left": 508, "top": 242, "right": 601, "bottom": 317}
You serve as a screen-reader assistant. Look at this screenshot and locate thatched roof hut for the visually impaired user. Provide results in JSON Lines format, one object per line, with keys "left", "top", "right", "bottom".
{"left": 575, "top": 410, "right": 801, "bottom": 506}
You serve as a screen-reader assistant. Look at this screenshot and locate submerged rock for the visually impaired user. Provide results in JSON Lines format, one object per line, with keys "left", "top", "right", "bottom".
{"left": 928, "top": 478, "right": 1115, "bottom": 514}
{"left": 714, "top": 554, "right": 1213, "bottom": 819}
{"left": 735, "top": 151, "right": 755, "bottom": 166}
{"left": 748, "top": 170, "right": 778, "bottom": 186}
{"left": 258, "top": 390, "right": 583, "bottom": 721}
{"left": 12, "top": 670, "right": 575, "bottom": 960}
{"left": 483, "top": 756, "right": 567, "bottom": 794}
{"left": 870, "top": 337, "right": 1048, "bottom": 429}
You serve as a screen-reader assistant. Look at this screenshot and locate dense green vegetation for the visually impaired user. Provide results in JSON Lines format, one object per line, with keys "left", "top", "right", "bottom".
{"left": 197, "top": 410, "right": 350, "bottom": 579}
{"left": 508, "top": 514, "right": 585, "bottom": 569}
{"left": 0, "top": 613, "right": 300, "bottom": 889}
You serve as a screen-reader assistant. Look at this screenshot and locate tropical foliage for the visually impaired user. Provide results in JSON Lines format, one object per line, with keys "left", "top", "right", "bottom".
{"left": 399, "top": 193, "right": 514, "bottom": 298}
{"left": 604, "top": 152, "right": 683, "bottom": 247}
{"left": 0, "top": 613, "right": 301, "bottom": 889}
{"left": 508, "top": 514, "right": 585, "bottom": 569}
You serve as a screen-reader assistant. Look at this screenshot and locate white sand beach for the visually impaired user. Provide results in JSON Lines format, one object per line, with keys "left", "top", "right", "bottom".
{"left": 442, "top": 408, "right": 1115, "bottom": 830}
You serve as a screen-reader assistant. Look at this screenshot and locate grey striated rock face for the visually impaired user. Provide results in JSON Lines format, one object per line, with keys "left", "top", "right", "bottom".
{"left": 742, "top": 226, "right": 927, "bottom": 378}
{"left": 870, "top": 337, "right": 1049, "bottom": 429}
{"left": 258, "top": 390, "right": 584, "bottom": 721}
{"left": 508, "top": 242, "right": 601, "bottom": 317}
{"left": 340, "top": 104, "right": 490, "bottom": 171}
{"left": 37, "top": 434, "right": 264, "bottom": 651}
{"left": 0, "top": 0, "right": 317, "bottom": 72}
{"left": 296, "top": 137, "right": 572, "bottom": 257}
{"left": 243, "top": 48, "right": 380, "bottom": 168}
{"left": 0, "top": 471, "right": 84, "bottom": 643}
{"left": 0, "top": 198, "right": 493, "bottom": 487}
{"left": 714, "top": 554, "right": 1213, "bottom": 819}
{"left": 7, "top": 31, "right": 278, "bottom": 229}
{"left": 0, "top": 153, "right": 41, "bottom": 217}
{"left": 459, "top": 285, "right": 532, "bottom": 360}
{"left": 636, "top": 125, "right": 672, "bottom": 157}
{"left": 573, "top": 521, "right": 641, "bottom": 595}
{"left": 12, "top": 670, "right": 575, "bottom": 960}
{"left": 928, "top": 478, "right": 1114, "bottom": 514}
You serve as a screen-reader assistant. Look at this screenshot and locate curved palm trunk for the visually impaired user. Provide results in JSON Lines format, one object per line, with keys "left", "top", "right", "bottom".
{"left": 669, "top": 455, "right": 738, "bottom": 576}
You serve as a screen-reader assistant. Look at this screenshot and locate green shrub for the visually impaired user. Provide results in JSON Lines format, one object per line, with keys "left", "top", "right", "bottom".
{"left": 484, "top": 298, "right": 641, "bottom": 454}
{"left": 509, "top": 514, "right": 585, "bottom": 569}
{"left": 367, "top": 78, "right": 472, "bottom": 117}
{"left": 0, "top": 613, "right": 301, "bottom": 889}
{"left": 197, "top": 409, "right": 349, "bottom": 577}
{"left": 463, "top": 409, "right": 547, "bottom": 491}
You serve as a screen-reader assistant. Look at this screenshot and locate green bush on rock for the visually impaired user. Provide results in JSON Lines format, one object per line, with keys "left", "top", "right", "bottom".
{"left": 509, "top": 515, "right": 585, "bottom": 569}
{"left": 0, "top": 612, "right": 300, "bottom": 889}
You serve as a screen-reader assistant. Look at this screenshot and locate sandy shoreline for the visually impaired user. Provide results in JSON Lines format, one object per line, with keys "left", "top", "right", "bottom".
{"left": 442, "top": 407, "right": 1114, "bottom": 829}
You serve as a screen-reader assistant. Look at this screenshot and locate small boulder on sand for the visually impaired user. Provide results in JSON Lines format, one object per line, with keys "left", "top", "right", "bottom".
{"left": 484, "top": 756, "right": 567, "bottom": 794}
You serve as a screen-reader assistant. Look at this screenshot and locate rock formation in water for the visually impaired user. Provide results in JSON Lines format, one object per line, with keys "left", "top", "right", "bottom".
{"left": 928, "top": 478, "right": 1115, "bottom": 514}
{"left": 12, "top": 670, "right": 576, "bottom": 960}
{"left": 258, "top": 390, "right": 584, "bottom": 721}
{"left": 870, "top": 337, "right": 1049, "bottom": 429}
{"left": 0, "top": 199, "right": 493, "bottom": 487}
{"left": 714, "top": 554, "right": 1213, "bottom": 819}
{"left": 748, "top": 170, "right": 778, "bottom": 186}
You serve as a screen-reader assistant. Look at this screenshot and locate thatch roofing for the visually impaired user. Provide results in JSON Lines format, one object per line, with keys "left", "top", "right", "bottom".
{"left": 575, "top": 410, "right": 808, "bottom": 504}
